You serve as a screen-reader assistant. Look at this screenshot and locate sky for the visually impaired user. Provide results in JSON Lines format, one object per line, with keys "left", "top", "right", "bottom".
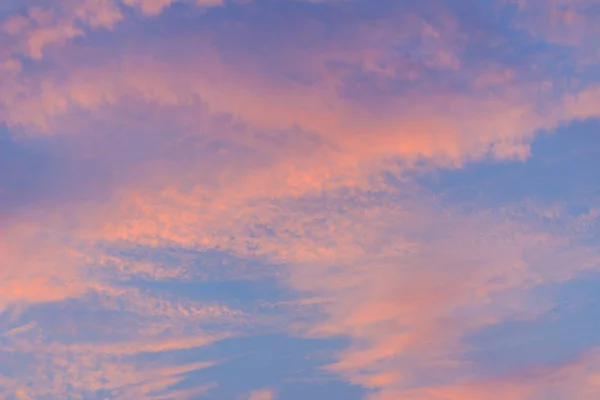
{"left": 1, "top": 0, "right": 600, "bottom": 399}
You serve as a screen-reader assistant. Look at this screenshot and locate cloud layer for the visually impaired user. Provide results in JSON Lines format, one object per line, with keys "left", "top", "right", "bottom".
{"left": 1, "top": 0, "right": 600, "bottom": 399}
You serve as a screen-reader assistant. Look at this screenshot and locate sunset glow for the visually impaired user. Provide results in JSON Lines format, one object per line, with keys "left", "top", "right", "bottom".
{"left": 1, "top": 1, "right": 600, "bottom": 399}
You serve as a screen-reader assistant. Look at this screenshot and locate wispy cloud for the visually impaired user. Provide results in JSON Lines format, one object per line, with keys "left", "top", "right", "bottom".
{"left": 247, "top": 388, "right": 276, "bottom": 400}
{"left": 1, "top": 0, "right": 600, "bottom": 399}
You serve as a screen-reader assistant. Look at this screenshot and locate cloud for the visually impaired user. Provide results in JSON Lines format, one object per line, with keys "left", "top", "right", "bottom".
{"left": 1, "top": 1, "right": 121, "bottom": 60}
{"left": 369, "top": 347, "right": 600, "bottom": 400}
{"left": 0, "top": 220, "right": 91, "bottom": 309}
{"left": 247, "top": 388, "right": 276, "bottom": 400}
{"left": 0, "top": 278, "right": 233, "bottom": 398}
{"left": 0, "top": 0, "right": 226, "bottom": 62}
{"left": 273, "top": 193, "right": 599, "bottom": 396}
{"left": 1, "top": 0, "right": 600, "bottom": 398}
{"left": 123, "top": 0, "right": 224, "bottom": 16}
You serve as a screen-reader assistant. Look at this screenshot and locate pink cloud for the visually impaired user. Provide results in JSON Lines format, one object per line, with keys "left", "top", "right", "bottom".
{"left": 0, "top": 0, "right": 226, "bottom": 61}
{"left": 0, "top": 219, "right": 91, "bottom": 310}
{"left": 370, "top": 347, "right": 600, "bottom": 399}
{"left": 1, "top": 1, "right": 600, "bottom": 398}
{"left": 247, "top": 388, "right": 276, "bottom": 400}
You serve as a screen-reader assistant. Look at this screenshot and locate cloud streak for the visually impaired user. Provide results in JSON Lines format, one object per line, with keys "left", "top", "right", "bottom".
{"left": 1, "top": 0, "right": 600, "bottom": 399}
